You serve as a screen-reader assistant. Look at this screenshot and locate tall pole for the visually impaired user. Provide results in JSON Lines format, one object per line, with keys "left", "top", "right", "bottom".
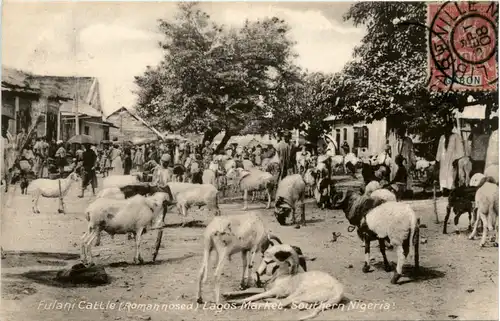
{"left": 75, "top": 78, "right": 80, "bottom": 135}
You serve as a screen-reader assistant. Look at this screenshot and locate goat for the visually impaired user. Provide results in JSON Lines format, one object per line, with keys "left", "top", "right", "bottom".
{"left": 196, "top": 212, "right": 282, "bottom": 305}
{"left": 29, "top": 172, "right": 80, "bottom": 214}
{"left": 274, "top": 174, "right": 306, "bottom": 226}
{"left": 229, "top": 244, "right": 343, "bottom": 321}
{"left": 227, "top": 168, "right": 276, "bottom": 210}
{"left": 334, "top": 190, "right": 419, "bottom": 284}
{"left": 442, "top": 185, "right": 478, "bottom": 234}
{"left": 469, "top": 177, "right": 499, "bottom": 247}
{"left": 94, "top": 183, "right": 175, "bottom": 248}
{"left": 81, "top": 192, "right": 172, "bottom": 264}
{"left": 167, "top": 182, "right": 220, "bottom": 225}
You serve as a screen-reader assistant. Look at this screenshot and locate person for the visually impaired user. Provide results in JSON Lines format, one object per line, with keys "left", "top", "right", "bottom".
{"left": 436, "top": 123, "right": 464, "bottom": 193}
{"left": 75, "top": 144, "right": 84, "bottom": 161}
{"left": 468, "top": 123, "right": 489, "bottom": 175}
{"left": 55, "top": 140, "right": 67, "bottom": 175}
{"left": 78, "top": 143, "right": 97, "bottom": 198}
{"left": 109, "top": 144, "right": 123, "bottom": 176}
{"left": 123, "top": 148, "right": 132, "bottom": 175}
{"left": 341, "top": 141, "right": 350, "bottom": 156}
{"left": 485, "top": 117, "right": 498, "bottom": 169}
{"left": 133, "top": 145, "right": 144, "bottom": 171}
{"left": 376, "top": 144, "right": 392, "bottom": 181}
{"left": 152, "top": 154, "right": 172, "bottom": 187}
{"left": 15, "top": 127, "right": 27, "bottom": 151}
{"left": 297, "top": 145, "right": 311, "bottom": 174}
{"left": 389, "top": 128, "right": 416, "bottom": 193}
{"left": 254, "top": 145, "right": 262, "bottom": 166}
{"left": 385, "top": 154, "right": 408, "bottom": 201}
{"left": 277, "top": 134, "right": 291, "bottom": 181}
{"left": 1, "top": 119, "right": 15, "bottom": 190}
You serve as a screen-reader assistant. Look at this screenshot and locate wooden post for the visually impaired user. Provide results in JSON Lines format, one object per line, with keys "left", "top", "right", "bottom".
{"left": 75, "top": 79, "right": 80, "bottom": 136}
{"left": 433, "top": 181, "right": 439, "bottom": 224}
{"left": 57, "top": 110, "right": 61, "bottom": 141}
{"left": 14, "top": 95, "right": 19, "bottom": 135}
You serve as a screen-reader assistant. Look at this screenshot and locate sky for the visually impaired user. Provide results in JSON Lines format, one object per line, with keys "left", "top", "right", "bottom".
{"left": 1, "top": 1, "right": 364, "bottom": 117}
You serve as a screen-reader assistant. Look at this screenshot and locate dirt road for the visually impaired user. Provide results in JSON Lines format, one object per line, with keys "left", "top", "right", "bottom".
{"left": 1, "top": 184, "right": 498, "bottom": 321}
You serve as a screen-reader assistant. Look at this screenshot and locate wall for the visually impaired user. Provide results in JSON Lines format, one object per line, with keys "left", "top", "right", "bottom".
{"left": 330, "top": 118, "right": 387, "bottom": 156}
{"left": 107, "top": 111, "right": 158, "bottom": 141}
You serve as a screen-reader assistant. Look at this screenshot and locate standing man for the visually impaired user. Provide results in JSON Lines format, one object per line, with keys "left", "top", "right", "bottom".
{"left": 390, "top": 128, "right": 416, "bottom": 195}
{"left": 277, "top": 134, "right": 291, "bottom": 181}
{"left": 55, "top": 140, "right": 67, "bottom": 176}
{"left": 78, "top": 143, "right": 97, "bottom": 198}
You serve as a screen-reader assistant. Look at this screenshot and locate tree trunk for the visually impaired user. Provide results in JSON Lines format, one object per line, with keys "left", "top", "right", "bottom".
{"left": 202, "top": 129, "right": 218, "bottom": 147}
{"left": 215, "top": 131, "right": 232, "bottom": 154}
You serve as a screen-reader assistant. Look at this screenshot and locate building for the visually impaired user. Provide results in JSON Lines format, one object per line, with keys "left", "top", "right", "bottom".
{"left": 324, "top": 115, "right": 387, "bottom": 157}
{"left": 1, "top": 67, "right": 69, "bottom": 141}
{"left": 106, "top": 107, "right": 163, "bottom": 141}
{"left": 2, "top": 66, "right": 113, "bottom": 143}
{"left": 31, "top": 75, "right": 114, "bottom": 142}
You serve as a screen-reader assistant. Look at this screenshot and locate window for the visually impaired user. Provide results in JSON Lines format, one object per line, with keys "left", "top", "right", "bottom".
{"left": 84, "top": 126, "right": 90, "bottom": 135}
{"left": 343, "top": 128, "right": 347, "bottom": 141}
{"left": 353, "top": 126, "right": 369, "bottom": 149}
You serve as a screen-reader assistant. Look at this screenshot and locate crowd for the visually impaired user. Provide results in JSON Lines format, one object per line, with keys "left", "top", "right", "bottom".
{"left": 1, "top": 114, "right": 498, "bottom": 201}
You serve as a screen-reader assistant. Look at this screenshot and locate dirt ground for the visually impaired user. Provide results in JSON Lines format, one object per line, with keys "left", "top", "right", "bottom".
{"left": 1, "top": 178, "right": 498, "bottom": 321}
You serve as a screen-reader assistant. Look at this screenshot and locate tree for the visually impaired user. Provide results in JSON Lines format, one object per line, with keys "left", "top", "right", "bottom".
{"left": 338, "top": 2, "right": 497, "bottom": 142}
{"left": 134, "top": 2, "right": 299, "bottom": 151}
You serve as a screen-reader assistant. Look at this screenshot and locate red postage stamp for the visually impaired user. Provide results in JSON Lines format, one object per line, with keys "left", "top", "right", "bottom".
{"left": 428, "top": 2, "right": 498, "bottom": 91}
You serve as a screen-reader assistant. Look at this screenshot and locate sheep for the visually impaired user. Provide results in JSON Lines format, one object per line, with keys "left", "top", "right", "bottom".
{"left": 29, "top": 172, "right": 80, "bottom": 214}
{"left": 468, "top": 177, "right": 499, "bottom": 247}
{"left": 167, "top": 182, "right": 220, "bottom": 225}
{"left": 102, "top": 174, "right": 141, "bottom": 189}
{"left": 226, "top": 167, "right": 276, "bottom": 210}
{"left": 229, "top": 244, "right": 343, "bottom": 321}
{"left": 196, "top": 212, "right": 283, "bottom": 305}
{"left": 415, "top": 159, "right": 436, "bottom": 178}
{"left": 363, "top": 181, "right": 397, "bottom": 201}
{"left": 344, "top": 152, "right": 359, "bottom": 176}
{"left": 81, "top": 192, "right": 173, "bottom": 264}
{"left": 274, "top": 174, "right": 306, "bottom": 226}
{"left": 334, "top": 190, "right": 419, "bottom": 284}
{"left": 484, "top": 164, "right": 499, "bottom": 184}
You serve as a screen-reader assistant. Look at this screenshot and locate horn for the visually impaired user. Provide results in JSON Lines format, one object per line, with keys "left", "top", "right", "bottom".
{"left": 267, "top": 234, "right": 282, "bottom": 245}
{"left": 334, "top": 190, "right": 348, "bottom": 207}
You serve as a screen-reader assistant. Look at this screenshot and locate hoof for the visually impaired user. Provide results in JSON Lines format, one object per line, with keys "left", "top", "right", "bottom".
{"left": 384, "top": 265, "right": 393, "bottom": 272}
{"left": 197, "top": 298, "right": 203, "bottom": 304}
{"left": 239, "top": 283, "right": 248, "bottom": 290}
{"left": 386, "top": 244, "right": 394, "bottom": 250}
{"left": 390, "top": 273, "right": 401, "bottom": 284}
{"left": 57, "top": 209, "right": 64, "bottom": 214}
{"left": 442, "top": 230, "right": 447, "bottom": 235}
{"left": 294, "top": 225, "right": 301, "bottom": 229}
{"left": 480, "top": 242, "right": 485, "bottom": 248}
{"left": 362, "top": 264, "right": 371, "bottom": 273}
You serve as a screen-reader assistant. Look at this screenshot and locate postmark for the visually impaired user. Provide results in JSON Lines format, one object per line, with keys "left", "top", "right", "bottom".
{"left": 428, "top": 1, "right": 498, "bottom": 91}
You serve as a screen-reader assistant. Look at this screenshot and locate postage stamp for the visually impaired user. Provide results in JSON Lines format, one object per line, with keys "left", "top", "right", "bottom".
{"left": 428, "top": 1, "right": 498, "bottom": 91}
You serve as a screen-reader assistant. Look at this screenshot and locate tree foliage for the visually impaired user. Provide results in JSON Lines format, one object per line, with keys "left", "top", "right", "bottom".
{"left": 134, "top": 2, "right": 300, "bottom": 149}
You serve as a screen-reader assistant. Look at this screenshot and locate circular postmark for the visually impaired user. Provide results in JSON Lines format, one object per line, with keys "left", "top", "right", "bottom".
{"left": 428, "top": 1, "right": 498, "bottom": 91}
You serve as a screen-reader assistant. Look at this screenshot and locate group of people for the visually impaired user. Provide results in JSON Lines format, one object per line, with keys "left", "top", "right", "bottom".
{"left": 2, "top": 117, "right": 498, "bottom": 200}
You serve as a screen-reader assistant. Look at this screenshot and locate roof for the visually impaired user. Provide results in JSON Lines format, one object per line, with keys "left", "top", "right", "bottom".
{"left": 60, "top": 100, "right": 102, "bottom": 118}
{"left": 2, "top": 66, "right": 99, "bottom": 105}
{"left": 1, "top": 66, "right": 41, "bottom": 95}
{"left": 28, "top": 75, "right": 97, "bottom": 105}
{"left": 107, "top": 107, "right": 164, "bottom": 138}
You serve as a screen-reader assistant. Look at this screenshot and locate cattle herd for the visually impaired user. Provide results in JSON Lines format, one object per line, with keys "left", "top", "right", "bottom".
{"left": 7, "top": 150, "right": 498, "bottom": 320}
